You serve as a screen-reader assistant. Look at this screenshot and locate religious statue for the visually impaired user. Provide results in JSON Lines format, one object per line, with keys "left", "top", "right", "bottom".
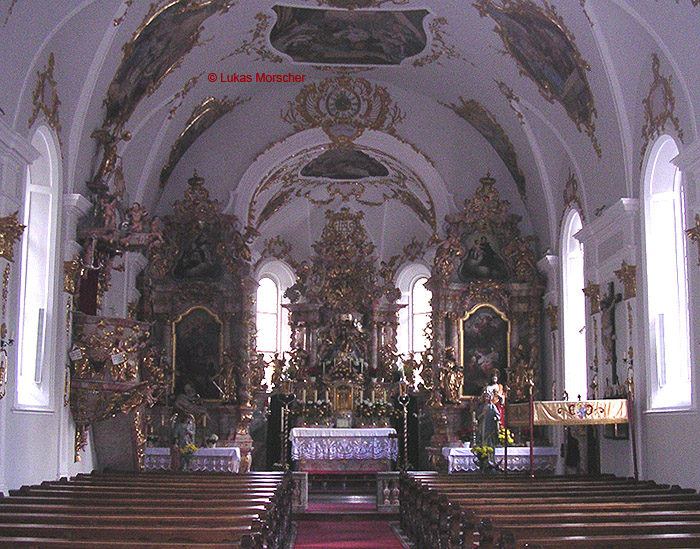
{"left": 441, "top": 347, "right": 464, "bottom": 404}
{"left": 170, "top": 413, "right": 196, "bottom": 471}
{"left": 173, "top": 382, "right": 207, "bottom": 419}
{"left": 484, "top": 370, "right": 506, "bottom": 428}
{"left": 475, "top": 389, "right": 500, "bottom": 448}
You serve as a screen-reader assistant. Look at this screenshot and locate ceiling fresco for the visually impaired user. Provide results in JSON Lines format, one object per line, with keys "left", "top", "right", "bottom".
{"left": 269, "top": 5, "right": 428, "bottom": 65}
{"left": 5, "top": 0, "right": 697, "bottom": 256}
{"left": 444, "top": 97, "right": 526, "bottom": 199}
{"left": 474, "top": 0, "right": 601, "bottom": 156}
{"left": 103, "top": 0, "right": 233, "bottom": 132}
{"left": 300, "top": 148, "right": 389, "bottom": 179}
{"left": 248, "top": 144, "right": 436, "bottom": 230}
{"left": 160, "top": 96, "right": 250, "bottom": 188}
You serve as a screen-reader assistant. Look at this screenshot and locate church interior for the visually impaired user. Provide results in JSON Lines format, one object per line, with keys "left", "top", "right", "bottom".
{"left": 1, "top": 0, "right": 700, "bottom": 546}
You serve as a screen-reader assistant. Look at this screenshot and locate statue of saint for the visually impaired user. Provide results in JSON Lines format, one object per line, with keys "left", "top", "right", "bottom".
{"left": 441, "top": 347, "right": 464, "bottom": 404}
{"left": 484, "top": 370, "right": 506, "bottom": 428}
{"left": 476, "top": 390, "right": 500, "bottom": 448}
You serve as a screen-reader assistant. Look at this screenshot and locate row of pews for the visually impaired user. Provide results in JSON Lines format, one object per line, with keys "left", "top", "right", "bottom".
{"left": 400, "top": 472, "right": 700, "bottom": 548}
{"left": 0, "top": 470, "right": 292, "bottom": 548}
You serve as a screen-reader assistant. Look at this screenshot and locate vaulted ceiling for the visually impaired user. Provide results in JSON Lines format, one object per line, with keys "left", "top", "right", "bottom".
{"left": 2, "top": 0, "right": 697, "bottom": 261}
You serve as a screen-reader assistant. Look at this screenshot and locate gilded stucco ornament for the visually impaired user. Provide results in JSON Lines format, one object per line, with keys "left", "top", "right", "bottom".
{"left": 313, "top": 0, "right": 409, "bottom": 8}
{"left": 160, "top": 96, "right": 250, "bottom": 187}
{"left": 248, "top": 144, "right": 435, "bottom": 230}
{"left": 641, "top": 53, "right": 685, "bottom": 162}
{"left": 29, "top": 52, "right": 62, "bottom": 141}
{"left": 282, "top": 75, "right": 405, "bottom": 143}
{"left": 63, "top": 259, "right": 82, "bottom": 295}
{"left": 496, "top": 80, "right": 524, "bottom": 124}
{"left": 613, "top": 261, "right": 636, "bottom": 300}
{"left": 685, "top": 213, "right": 700, "bottom": 266}
{"left": 443, "top": 97, "right": 527, "bottom": 199}
{"left": 561, "top": 169, "right": 584, "bottom": 224}
{"left": 0, "top": 211, "right": 25, "bottom": 262}
{"left": 411, "top": 17, "right": 470, "bottom": 68}
{"left": 474, "top": 0, "right": 601, "bottom": 156}
{"left": 219, "top": 12, "right": 283, "bottom": 64}
{"left": 582, "top": 281, "right": 600, "bottom": 314}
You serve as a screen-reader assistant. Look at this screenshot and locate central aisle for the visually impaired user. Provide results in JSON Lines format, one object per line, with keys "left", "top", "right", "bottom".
{"left": 293, "top": 487, "right": 407, "bottom": 549}
{"left": 294, "top": 519, "right": 404, "bottom": 549}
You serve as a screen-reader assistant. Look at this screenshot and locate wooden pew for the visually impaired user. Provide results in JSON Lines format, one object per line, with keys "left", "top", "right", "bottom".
{"left": 0, "top": 471, "right": 292, "bottom": 549}
{"left": 400, "top": 473, "right": 700, "bottom": 549}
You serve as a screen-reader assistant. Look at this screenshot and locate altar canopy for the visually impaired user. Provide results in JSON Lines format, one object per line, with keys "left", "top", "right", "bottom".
{"left": 508, "top": 399, "right": 628, "bottom": 426}
{"left": 290, "top": 428, "right": 398, "bottom": 462}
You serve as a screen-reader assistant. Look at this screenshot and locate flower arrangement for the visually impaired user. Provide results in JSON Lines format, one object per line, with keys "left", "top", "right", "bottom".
{"left": 471, "top": 445, "right": 494, "bottom": 461}
{"left": 498, "top": 426, "right": 514, "bottom": 445}
{"left": 302, "top": 400, "right": 332, "bottom": 421}
{"left": 180, "top": 443, "right": 197, "bottom": 470}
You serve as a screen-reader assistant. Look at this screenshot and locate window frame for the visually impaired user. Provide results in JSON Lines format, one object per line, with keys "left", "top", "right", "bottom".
{"left": 15, "top": 125, "right": 61, "bottom": 412}
{"left": 641, "top": 134, "right": 692, "bottom": 411}
{"left": 561, "top": 208, "right": 588, "bottom": 400}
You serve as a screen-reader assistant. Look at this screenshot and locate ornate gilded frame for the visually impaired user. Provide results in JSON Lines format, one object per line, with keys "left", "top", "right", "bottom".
{"left": 459, "top": 303, "right": 511, "bottom": 397}
{"left": 171, "top": 305, "right": 224, "bottom": 398}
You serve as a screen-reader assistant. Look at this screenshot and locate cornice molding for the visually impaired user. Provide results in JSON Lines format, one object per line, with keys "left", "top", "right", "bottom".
{"left": 0, "top": 119, "right": 38, "bottom": 165}
{"left": 673, "top": 138, "right": 700, "bottom": 177}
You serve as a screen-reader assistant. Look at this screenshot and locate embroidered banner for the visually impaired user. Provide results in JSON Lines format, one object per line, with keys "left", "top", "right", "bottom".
{"left": 508, "top": 399, "right": 628, "bottom": 426}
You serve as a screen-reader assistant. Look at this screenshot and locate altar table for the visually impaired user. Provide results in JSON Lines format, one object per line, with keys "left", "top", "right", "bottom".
{"left": 442, "top": 444, "right": 558, "bottom": 473}
{"left": 290, "top": 427, "right": 398, "bottom": 472}
{"left": 144, "top": 446, "right": 241, "bottom": 473}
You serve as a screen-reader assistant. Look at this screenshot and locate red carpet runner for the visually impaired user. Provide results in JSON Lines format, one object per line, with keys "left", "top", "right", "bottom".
{"left": 293, "top": 520, "right": 404, "bottom": 549}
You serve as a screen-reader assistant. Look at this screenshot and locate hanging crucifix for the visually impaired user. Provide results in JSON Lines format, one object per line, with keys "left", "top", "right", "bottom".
{"left": 599, "top": 281, "right": 622, "bottom": 385}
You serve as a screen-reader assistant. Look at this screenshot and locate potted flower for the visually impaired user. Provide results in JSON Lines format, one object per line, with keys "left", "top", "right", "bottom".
{"left": 471, "top": 445, "right": 494, "bottom": 472}
{"left": 180, "top": 443, "right": 197, "bottom": 471}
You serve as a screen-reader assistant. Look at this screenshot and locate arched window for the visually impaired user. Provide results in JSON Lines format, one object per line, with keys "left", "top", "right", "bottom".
{"left": 411, "top": 277, "right": 431, "bottom": 357}
{"left": 562, "top": 209, "right": 587, "bottom": 400}
{"left": 255, "top": 261, "right": 294, "bottom": 389}
{"left": 643, "top": 135, "right": 690, "bottom": 409}
{"left": 17, "top": 126, "right": 61, "bottom": 409}
{"left": 395, "top": 263, "right": 432, "bottom": 360}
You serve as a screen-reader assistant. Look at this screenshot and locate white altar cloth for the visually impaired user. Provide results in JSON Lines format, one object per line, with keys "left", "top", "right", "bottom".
{"left": 144, "top": 446, "right": 241, "bottom": 473}
{"left": 442, "top": 444, "right": 558, "bottom": 473}
{"left": 290, "top": 427, "right": 398, "bottom": 461}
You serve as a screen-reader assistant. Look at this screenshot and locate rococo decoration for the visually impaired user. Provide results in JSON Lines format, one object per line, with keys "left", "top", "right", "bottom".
{"left": 641, "top": 53, "right": 685, "bottom": 162}
{"left": 613, "top": 261, "right": 637, "bottom": 300}
{"left": 28, "top": 52, "right": 62, "bottom": 140}
{"left": 474, "top": 0, "right": 601, "bottom": 156}
{"left": 685, "top": 213, "right": 700, "bottom": 266}
{"left": 282, "top": 75, "right": 405, "bottom": 143}
{"left": 444, "top": 97, "right": 527, "bottom": 199}
{"left": 0, "top": 211, "right": 26, "bottom": 262}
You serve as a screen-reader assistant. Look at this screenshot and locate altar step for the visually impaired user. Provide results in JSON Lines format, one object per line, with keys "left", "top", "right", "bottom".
{"left": 296, "top": 494, "right": 398, "bottom": 523}
{"left": 308, "top": 472, "right": 376, "bottom": 495}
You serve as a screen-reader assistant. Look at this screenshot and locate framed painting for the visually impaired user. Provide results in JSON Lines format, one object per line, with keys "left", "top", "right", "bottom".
{"left": 459, "top": 303, "right": 511, "bottom": 396}
{"left": 458, "top": 233, "right": 509, "bottom": 282}
{"left": 172, "top": 306, "right": 223, "bottom": 400}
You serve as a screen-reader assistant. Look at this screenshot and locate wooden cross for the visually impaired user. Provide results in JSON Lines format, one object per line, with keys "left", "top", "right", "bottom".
{"left": 599, "top": 281, "right": 622, "bottom": 384}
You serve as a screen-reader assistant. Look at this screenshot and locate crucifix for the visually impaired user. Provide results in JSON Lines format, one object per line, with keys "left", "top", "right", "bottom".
{"left": 599, "top": 281, "right": 622, "bottom": 385}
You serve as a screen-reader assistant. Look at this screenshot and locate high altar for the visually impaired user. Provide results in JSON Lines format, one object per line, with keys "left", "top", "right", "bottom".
{"left": 65, "top": 172, "right": 547, "bottom": 473}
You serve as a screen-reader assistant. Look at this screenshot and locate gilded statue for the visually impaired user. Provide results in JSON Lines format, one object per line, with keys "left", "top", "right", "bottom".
{"left": 441, "top": 346, "right": 463, "bottom": 404}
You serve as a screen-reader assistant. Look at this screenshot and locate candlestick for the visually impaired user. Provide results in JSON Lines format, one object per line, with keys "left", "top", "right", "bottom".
{"left": 302, "top": 388, "right": 307, "bottom": 402}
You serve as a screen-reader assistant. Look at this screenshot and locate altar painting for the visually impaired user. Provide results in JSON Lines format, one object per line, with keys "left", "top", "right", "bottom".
{"left": 460, "top": 304, "right": 510, "bottom": 396}
{"left": 458, "top": 233, "right": 509, "bottom": 282}
{"left": 173, "top": 306, "right": 223, "bottom": 399}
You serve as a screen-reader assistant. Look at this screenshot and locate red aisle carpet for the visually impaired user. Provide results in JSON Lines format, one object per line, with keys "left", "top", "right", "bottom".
{"left": 293, "top": 520, "right": 404, "bottom": 549}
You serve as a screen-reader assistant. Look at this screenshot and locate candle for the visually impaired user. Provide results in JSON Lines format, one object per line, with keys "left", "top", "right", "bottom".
{"left": 302, "top": 389, "right": 307, "bottom": 402}
{"left": 371, "top": 390, "right": 375, "bottom": 403}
